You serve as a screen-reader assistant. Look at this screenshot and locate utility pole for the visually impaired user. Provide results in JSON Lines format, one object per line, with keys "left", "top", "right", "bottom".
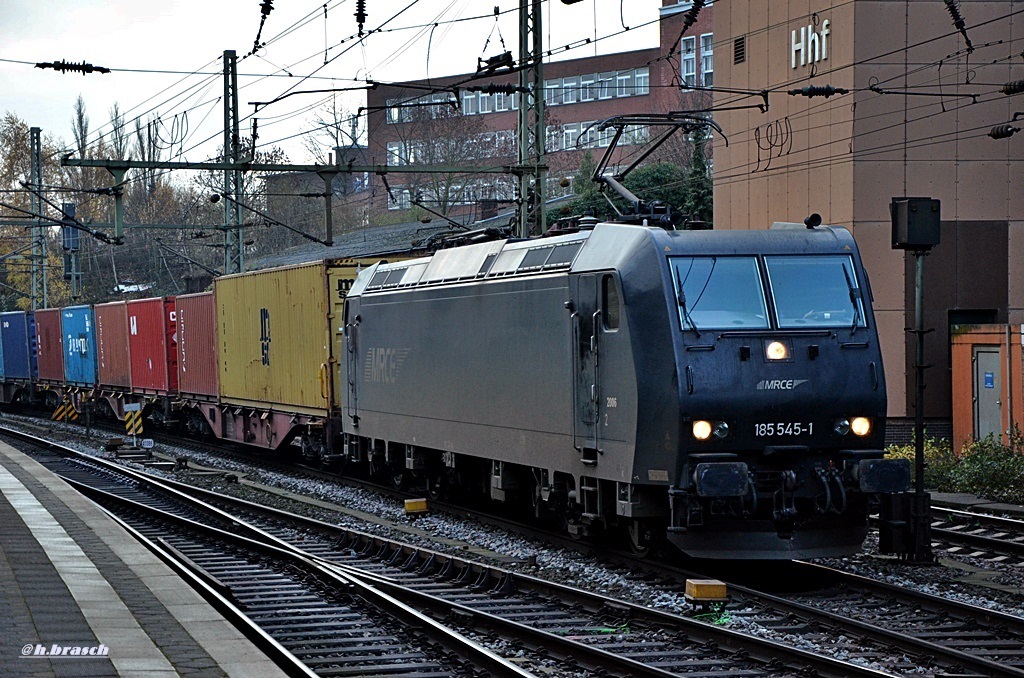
{"left": 223, "top": 50, "right": 244, "bottom": 274}
{"left": 29, "top": 127, "right": 47, "bottom": 310}
{"left": 517, "top": 0, "right": 546, "bottom": 238}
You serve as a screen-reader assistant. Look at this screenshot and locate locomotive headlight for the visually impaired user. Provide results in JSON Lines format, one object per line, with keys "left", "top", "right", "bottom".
{"left": 693, "top": 420, "right": 713, "bottom": 440}
{"left": 713, "top": 421, "right": 730, "bottom": 439}
{"left": 765, "top": 340, "right": 790, "bottom": 361}
{"left": 834, "top": 419, "right": 851, "bottom": 436}
{"left": 851, "top": 417, "right": 872, "bottom": 436}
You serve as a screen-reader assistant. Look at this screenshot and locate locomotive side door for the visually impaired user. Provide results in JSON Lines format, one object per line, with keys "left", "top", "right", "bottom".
{"left": 343, "top": 297, "right": 359, "bottom": 425}
{"left": 573, "top": 274, "right": 600, "bottom": 456}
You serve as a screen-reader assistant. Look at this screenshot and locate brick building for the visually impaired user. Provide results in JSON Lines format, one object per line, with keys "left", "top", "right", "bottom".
{"left": 365, "top": 0, "right": 714, "bottom": 221}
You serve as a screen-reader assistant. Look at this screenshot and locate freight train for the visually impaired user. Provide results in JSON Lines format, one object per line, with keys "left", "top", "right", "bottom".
{"left": 0, "top": 224, "right": 910, "bottom": 559}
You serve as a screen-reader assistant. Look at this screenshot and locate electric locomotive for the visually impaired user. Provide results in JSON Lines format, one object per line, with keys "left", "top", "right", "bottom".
{"left": 338, "top": 219, "right": 909, "bottom": 559}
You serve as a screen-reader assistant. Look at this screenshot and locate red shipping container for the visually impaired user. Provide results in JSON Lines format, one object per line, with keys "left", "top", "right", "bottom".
{"left": 35, "top": 308, "right": 64, "bottom": 383}
{"left": 176, "top": 292, "right": 218, "bottom": 398}
{"left": 95, "top": 301, "right": 131, "bottom": 389}
{"left": 127, "top": 297, "right": 178, "bottom": 394}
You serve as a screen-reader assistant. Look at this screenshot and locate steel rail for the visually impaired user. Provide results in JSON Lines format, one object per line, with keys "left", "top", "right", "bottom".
{"left": 57, "top": 473, "right": 535, "bottom": 678}
{"left": 108, "top": 464, "right": 898, "bottom": 677}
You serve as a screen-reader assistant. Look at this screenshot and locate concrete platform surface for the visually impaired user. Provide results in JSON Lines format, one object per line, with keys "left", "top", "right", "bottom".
{"left": 0, "top": 440, "right": 288, "bottom": 677}
{"left": 930, "top": 491, "right": 1024, "bottom": 518}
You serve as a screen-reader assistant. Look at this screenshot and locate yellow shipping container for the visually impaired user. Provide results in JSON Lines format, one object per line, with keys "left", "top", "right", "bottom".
{"left": 216, "top": 259, "right": 382, "bottom": 416}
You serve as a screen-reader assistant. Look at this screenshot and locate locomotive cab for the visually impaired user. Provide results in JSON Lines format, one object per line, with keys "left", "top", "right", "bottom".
{"left": 650, "top": 225, "right": 910, "bottom": 559}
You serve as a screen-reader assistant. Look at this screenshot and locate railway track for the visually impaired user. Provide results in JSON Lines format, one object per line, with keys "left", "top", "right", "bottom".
{"left": 14, "top": 441, "right": 528, "bottom": 676}
{"left": 1, "top": 425, "right": 891, "bottom": 677}
{"left": 929, "top": 505, "right": 1024, "bottom": 564}
{"left": 7, "top": 421, "right": 1024, "bottom": 675}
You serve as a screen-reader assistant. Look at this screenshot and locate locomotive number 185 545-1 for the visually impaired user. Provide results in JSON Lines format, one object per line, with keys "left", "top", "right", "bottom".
{"left": 754, "top": 422, "right": 813, "bottom": 436}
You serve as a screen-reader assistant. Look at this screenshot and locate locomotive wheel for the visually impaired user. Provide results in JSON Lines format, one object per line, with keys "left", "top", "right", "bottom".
{"left": 426, "top": 471, "right": 447, "bottom": 501}
{"left": 627, "top": 519, "right": 661, "bottom": 559}
{"left": 391, "top": 467, "right": 408, "bottom": 490}
{"left": 530, "top": 479, "right": 543, "bottom": 518}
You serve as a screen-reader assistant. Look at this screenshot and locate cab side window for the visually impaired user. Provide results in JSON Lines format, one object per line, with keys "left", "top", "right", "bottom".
{"left": 602, "top": 275, "right": 620, "bottom": 330}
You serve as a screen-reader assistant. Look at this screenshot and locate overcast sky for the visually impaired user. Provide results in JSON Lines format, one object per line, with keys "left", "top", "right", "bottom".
{"left": 0, "top": 0, "right": 661, "bottom": 163}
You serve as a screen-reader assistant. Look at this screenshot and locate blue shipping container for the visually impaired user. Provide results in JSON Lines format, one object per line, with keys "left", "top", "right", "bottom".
{"left": 62, "top": 306, "right": 98, "bottom": 387}
{"left": 1, "top": 311, "right": 37, "bottom": 380}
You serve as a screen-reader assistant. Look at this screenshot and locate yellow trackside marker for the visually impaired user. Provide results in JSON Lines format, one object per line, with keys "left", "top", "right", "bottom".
{"left": 125, "top": 411, "right": 143, "bottom": 436}
{"left": 52, "top": 397, "right": 79, "bottom": 422}
{"left": 404, "top": 498, "right": 428, "bottom": 515}
{"left": 684, "top": 579, "right": 728, "bottom": 604}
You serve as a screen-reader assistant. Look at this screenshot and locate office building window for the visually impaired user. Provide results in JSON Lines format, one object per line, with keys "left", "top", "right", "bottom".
{"left": 388, "top": 189, "right": 411, "bottom": 210}
{"left": 616, "top": 70, "right": 634, "bottom": 97}
{"left": 545, "top": 125, "right": 561, "bottom": 153}
{"left": 562, "top": 122, "right": 580, "bottom": 150}
{"left": 461, "top": 91, "right": 478, "bottom": 115}
{"left": 634, "top": 67, "right": 649, "bottom": 95}
{"left": 386, "top": 141, "right": 404, "bottom": 166}
{"left": 544, "top": 79, "right": 559, "bottom": 106}
{"left": 562, "top": 76, "right": 579, "bottom": 104}
{"left": 681, "top": 36, "right": 696, "bottom": 88}
{"left": 700, "top": 33, "right": 714, "bottom": 87}
{"left": 581, "top": 74, "right": 597, "bottom": 101}
{"left": 581, "top": 122, "right": 597, "bottom": 148}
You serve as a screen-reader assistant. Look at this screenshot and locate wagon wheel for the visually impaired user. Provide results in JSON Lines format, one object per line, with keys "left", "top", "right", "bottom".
{"left": 627, "top": 519, "right": 662, "bottom": 559}
{"left": 426, "top": 470, "right": 447, "bottom": 501}
{"left": 390, "top": 466, "right": 408, "bottom": 491}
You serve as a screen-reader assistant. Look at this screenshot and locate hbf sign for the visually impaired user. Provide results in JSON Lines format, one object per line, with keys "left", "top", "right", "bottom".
{"left": 792, "top": 19, "right": 830, "bottom": 69}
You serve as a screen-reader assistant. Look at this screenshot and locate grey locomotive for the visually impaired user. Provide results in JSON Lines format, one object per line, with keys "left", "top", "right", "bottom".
{"left": 339, "top": 221, "right": 909, "bottom": 559}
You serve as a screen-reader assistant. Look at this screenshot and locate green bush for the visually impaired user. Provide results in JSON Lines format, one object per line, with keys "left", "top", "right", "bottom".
{"left": 884, "top": 436, "right": 959, "bottom": 489}
{"left": 885, "top": 429, "right": 1024, "bottom": 504}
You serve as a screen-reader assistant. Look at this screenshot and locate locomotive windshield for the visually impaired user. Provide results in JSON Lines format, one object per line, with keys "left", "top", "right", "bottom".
{"left": 670, "top": 257, "right": 769, "bottom": 330}
{"left": 765, "top": 255, "right": 866, "bottom": 329}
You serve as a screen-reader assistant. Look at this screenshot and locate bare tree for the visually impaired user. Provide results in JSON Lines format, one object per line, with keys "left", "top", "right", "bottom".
{"left": 302, "top": 96, "right": 363, "bottom": 164}
{"left": 72, "top": 95, "right": 89, "bottom": 160}
{"left": 386, "top": 104, "right": 516, "bottom": 218}
{"left": 108, "top": 103, "right": 130, "bottom": 161}
{"left": 132, "top": 116, "right": 162, "bottom": 196}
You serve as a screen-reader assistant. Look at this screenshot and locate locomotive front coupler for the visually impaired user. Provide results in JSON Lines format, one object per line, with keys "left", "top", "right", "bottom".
{"left": 771, "top": 470, "right": 801, "bottom": 527}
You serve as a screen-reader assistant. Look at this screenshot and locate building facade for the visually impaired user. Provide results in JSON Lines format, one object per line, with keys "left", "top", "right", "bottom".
{"left": 713, "top": 0, "right": 1024, "bottom": 434}
{"left": 365, "top": 0, "right": 714, "bottom": 221}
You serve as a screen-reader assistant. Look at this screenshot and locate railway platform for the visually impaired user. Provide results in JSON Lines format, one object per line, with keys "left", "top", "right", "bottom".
{"left": 931, "top": 491, "right": 1024, "bottom": 519}
{"left": 0, "top": 440, "right": 286, "bottom": 677}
